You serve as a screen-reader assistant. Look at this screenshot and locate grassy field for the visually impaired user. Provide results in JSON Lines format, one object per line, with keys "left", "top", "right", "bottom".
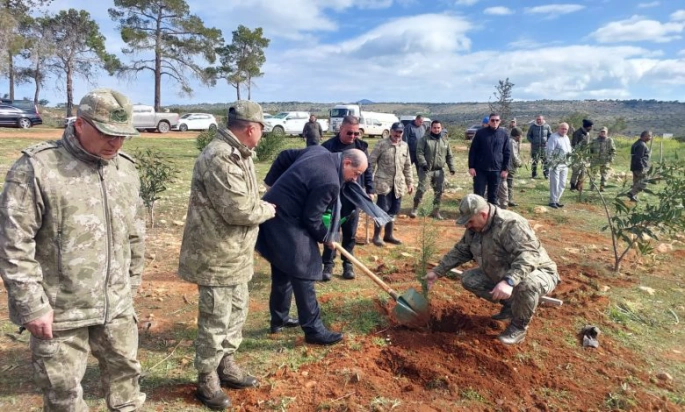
{"left": 0, "top": 130, "right": 684, "bottom": 410}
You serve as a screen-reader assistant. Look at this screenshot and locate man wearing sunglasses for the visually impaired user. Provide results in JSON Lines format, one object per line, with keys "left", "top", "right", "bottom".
{"left": 320, "top": 115, "right": 374, "bottom": 281}
{"left": 468, "top": 113, "right": 511, "bottom": 205}
{"left": 0, "top": 88, "right": 146, "bottom": 411}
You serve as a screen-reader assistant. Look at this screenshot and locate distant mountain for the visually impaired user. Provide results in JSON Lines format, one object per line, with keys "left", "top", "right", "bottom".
{"left": 357, "top": 99, "right": 374, "bottom": 105}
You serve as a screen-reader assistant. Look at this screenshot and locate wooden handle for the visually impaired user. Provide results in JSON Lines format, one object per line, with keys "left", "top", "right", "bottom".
{"left": 332, "top": 242, "right": 399, "bottom": 300}
{"left": 438, "top": 265, "right": 563, "bottom": 307}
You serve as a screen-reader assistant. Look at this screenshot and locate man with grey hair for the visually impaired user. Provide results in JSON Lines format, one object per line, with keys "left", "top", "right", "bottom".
{"left": 0, "top": 88, "right": 146, "bottom": 411}
{"left": 546, "top": 123, "right": 572, "bottom": 208}
{"left": 320, "top": 115, "right": 374, "bottom": 280}
{"left": 424, "top": 194, "right": 559, "bottom": 345}
{"left": 527, "top": 115, "right": 552, "bottom": 179}
{"left": 257, "top": 147, "right": 369, "bottom": 346}
{"left": 178, "top": 100, "right": 277, "bottom": 410}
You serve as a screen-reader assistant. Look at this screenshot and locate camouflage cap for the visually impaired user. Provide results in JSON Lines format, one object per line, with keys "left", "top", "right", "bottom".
{"left": 228, "top": 100, "right": 265, "bottom": 127}
{"left": 78, "top": 88, "right": 139, "bottom": 137}
{"left": 456, "top": 194, "right": 489, "bottom": 225}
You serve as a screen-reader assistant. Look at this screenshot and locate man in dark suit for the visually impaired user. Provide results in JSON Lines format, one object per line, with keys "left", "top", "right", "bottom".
{"left": 320, "top": 115, "right": 374, "bottom": 281}
{"left": 468, "top": 112, "right": 512, "bottom": 205}
{"left": 256, "top": 148, "right": 368, "bottom": 346}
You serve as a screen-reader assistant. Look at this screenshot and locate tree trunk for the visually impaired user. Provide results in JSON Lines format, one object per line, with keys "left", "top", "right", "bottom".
{"left": 236, "top": 83, "right": 241, "bottom": 100}
{"left": 33, "top": 74, "right": 41, "bottom": 105}
{"left": 8, "top": 51, "right": 14, "bottom": 100}
{"left": 154, "top": 9, "right": 162, "bottom": 111}
{"left": 247, "top": 77, "right": 251, "bottom": 100}
{"left": 66, "top": 67, "right": 73, "bottom": 117}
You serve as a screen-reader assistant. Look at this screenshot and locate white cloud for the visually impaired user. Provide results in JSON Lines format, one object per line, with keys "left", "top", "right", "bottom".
{"left": 589, "top": 15, "right": 685, "bottom": 43}
{"left": 637, "top": 1, "right": 660, "bottom": 8}
{"left": 679, "top": 49, "right": 685, "bottom": 56}
{"left": 671, "top": 10, "right": 685, "bottom": 21}
{"left": 484, "top": 7, "right": 514, "bottom": 16}
{"left": 455, "top": 0, "right": 480, "bottom": 5}
{"left": 525, "top": 4, "right": 585, "bottom": 16}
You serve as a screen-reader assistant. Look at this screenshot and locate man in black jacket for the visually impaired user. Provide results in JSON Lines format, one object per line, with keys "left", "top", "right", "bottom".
{"left": 302, "top": 114, "right": 323, "bottom": 146}
{"left": 257, "top": 148, "right": 368, "bottom": 346}
{"left": 402, "top": 115, "right": 428, "bottom": 171}
{"left": 628, "top": 130, "right": 652, "bottom": 202}
{"left": 320, "top": 115, "right": 374, "bottom": 281}
{"left": 468, "top": 113, "right": 512, "bottom": 205}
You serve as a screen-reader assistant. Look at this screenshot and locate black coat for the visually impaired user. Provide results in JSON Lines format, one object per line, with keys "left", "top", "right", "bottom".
{"left": 468, "top": 126, "right": 512, "bottom": 172}
{"left": 321, "top": 135, "right": 374, "bottom": 194}
{"left": 256, "top": 146, "right": 341, "bottom": 280}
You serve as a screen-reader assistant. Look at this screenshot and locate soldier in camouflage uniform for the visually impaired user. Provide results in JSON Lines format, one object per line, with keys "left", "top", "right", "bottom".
{"left": 0, "top": 89, "right": 146, "bottom": 411}
{"left": 496, "top": 125, "right": 523, "bottom": 208}
{"left": 178, "top": 101, "right": 276, "bottom": 410}
{"left": 368, "top": 122, "right": 414, "bottom": 246}
{"left": 425, "top": 194, "right": 559, "bottom": 345}
{"left": 589, "top": 127, "right": 616, "bottom": 191}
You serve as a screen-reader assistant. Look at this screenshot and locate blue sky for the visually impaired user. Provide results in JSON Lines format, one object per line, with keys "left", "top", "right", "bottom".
{"left": 7, "top": 0, "right": 685, "bottom": 106}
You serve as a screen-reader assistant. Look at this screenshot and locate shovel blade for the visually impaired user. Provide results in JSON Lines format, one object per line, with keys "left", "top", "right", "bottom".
{"left": 392, "top": 288, "right": 430, "bottom": 325}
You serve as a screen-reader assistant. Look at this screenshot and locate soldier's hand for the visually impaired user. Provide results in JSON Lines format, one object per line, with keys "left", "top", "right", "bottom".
{"left": 324, "top": 242, "right": 335, "bottom": 250}
{"left": 450, "top": 170, "right": 456, "bottom": 176}
{"left": 424, "top": 271, "right": 439, "bottom": 290}
{"left": 407, "top": 185, "right": 414, "bottom": 194}
{"left": 468, "top": 168, "right": 476, "bottom": 177}
{"left": 24, "top": 310, "right": 54, "bottom": 340}
{"left": 490, "top": 281, "right": 513, "bottom": 301}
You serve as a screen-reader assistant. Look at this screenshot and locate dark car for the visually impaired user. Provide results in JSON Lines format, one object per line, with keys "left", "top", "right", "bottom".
{"left": 465, "top": 124, "right": 481, "bottom": 141}
{"left": 0, "top": 99, "right": 43, "bottom": 129}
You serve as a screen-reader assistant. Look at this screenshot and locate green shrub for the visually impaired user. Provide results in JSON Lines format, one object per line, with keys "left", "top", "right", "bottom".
{"left": 196, "top": 128, "right": 217, "bottom": 152}
{"left": 134, "top": 148, "right": 178, "bottom": 228}
{"left": 255, "top": 132, "right": 286, "bottom": 162}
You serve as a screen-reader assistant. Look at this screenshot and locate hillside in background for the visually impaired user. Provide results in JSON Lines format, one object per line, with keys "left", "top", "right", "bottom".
{"left": 168, "top": 99, "right": 685, "bottom": 137}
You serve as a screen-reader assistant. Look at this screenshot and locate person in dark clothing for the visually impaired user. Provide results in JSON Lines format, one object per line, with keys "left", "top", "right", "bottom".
{"left": 302, "top": 114, "right": 323, "bottom": 146}
{"left": 257, "top": 148, "right": 368, "bottom": 346}
{"left": 468, "top": 113, "right": 512, "bottom": 205}
{"left": 526, "top": 115, "right": 552, "bottom": 179}
{"left": 570, "top": 119, "right": 593, "bottom": 191}
{"left": 402, "top": 115, "right": 428, "bottom": 170}
{"left": 628, "top": 130, "right": 652, "bottom": 202}
{"left": 320, "top": 115, "right": 374, "bottom": 281}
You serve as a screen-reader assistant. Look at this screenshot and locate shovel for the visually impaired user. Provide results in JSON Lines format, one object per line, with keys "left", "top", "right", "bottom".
{"left": 332, "top": 242, "right": 429, "bottom": 324}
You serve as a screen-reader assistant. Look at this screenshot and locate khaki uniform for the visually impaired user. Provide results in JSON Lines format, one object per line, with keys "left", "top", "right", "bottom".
{"left": 369, "top": 137, "right": 413, "bottom": 198}
{"left": 414, "top": 133, "right": 455, "bottom": 207}
{"left": 497, "top": 138, "right": 522, "bottom": 206}
{"left": 178, "top": 128, "right": 275, "bottom": 373}
{"left": 589, "top": 136, "right": 616, "bottom": 188}
{"left": 0, "top": 128, "right": 146, "bottom": 411}
{"left": 433, "top": 205, "right": 559, "bottom": 325}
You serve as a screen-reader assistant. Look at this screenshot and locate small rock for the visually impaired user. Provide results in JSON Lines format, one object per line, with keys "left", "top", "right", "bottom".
{"left": 656, "top": 243, "right": 673, "bottom": 254}
{"left": 304, "top": 380, "right": 317, "bottom": 388}
{"left": 600, "top": 285, "right": 611, "bottom": 292}
{"left": 370, "top": 255, "right": 379, "bottom": 262}
{"left": 602, "top": 246, "right": 610, "bottom": 251}
{"left": 656, "top": 372, "right": 673, "bottom": 381}
{"left": 533, "top": 224, "right": 544, "bottom": 231}
{"left": 173, "top": 220, "right": 185, "bottom": 226}
{"left": 301, "top": 371, "right": 309, "bottom": 377}
{"left": 638, "top": 286, "right": 656, "bottom": 296}
{"left": 158, "top": 219, "right": 167, "bottom": 225}
{"left": 533, "top": 206, "right": 548, "bottom": 214}
{"left": 564, "top": 247, "right": 580, "bottom": 254}
{"left": 400, "top": 252, "right": 413, "bottom": 258}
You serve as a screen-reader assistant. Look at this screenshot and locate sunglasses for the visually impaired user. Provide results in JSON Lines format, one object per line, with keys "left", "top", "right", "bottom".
{"left": 489, "top": 119, "right": 501, "bottom": 123}
{"left": 345, "top": 131, "right": 361, "bottom": 136}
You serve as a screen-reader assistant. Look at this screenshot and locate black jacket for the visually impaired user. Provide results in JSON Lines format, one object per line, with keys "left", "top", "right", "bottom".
{"left": 468, "top": 126, "right": 512, "bottom": 172}
{"left": 322, "top": 134, "right": 374, "bottom": 194}
{"left": 302, "top": 121, "right": 323, "bottom": 145}
{"left": 630, "top": 139, "right": 650, "bottom": 172}
{"left": 257, "top": 146, "right": 341, "bottom": 280}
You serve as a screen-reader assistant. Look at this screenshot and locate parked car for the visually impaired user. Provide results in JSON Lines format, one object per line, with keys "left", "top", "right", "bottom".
{"left": 0, "top": 99, "right": 43, "bottom": 129}
{"left": 132, "top": 104, "right": 179, "bottom": 133}
{"left": 265, "top": 111, "right": 328, "bottom": 136}
{"left": 172, "top": 113, "right": 218, "bottom": 132}
{"left": 465, "top": 124, "right": 481, "bottom": 141}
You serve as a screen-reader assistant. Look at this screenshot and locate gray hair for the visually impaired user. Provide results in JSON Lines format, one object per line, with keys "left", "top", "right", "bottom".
{"left": 342, "top": 115, "right": 359, "bottom": 126}
{"left": 342, "top": 149, "right": 365, "bottom": 167}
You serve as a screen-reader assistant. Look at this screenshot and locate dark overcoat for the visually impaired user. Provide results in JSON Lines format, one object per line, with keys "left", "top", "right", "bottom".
{"left": 256, "top": 146, "right": 341, "bottom": 280}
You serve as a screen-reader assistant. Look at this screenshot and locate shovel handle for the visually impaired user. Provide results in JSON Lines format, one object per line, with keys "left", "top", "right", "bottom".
{"left": 332, "top": 242, "right": 400, "bottom": 300}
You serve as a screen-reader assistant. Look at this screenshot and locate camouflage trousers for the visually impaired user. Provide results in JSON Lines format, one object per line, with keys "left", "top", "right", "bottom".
{"left": 590, "top": 163, "right": 611, "bottom": 188}
{"left": 570, "top": 163, "right": 584, "bottom": 187}
{"left": 461, "top": 268, "right": 557, "bottom": 324}
{"left": 414, "top": 168, "right": 445, "bottom": 206}
{"left": 195, "top": 283, "right": 248, "bottom": 374}
{"left": 496, "top": 174, "right": 515, "bottom": 207}
{"left": 30, "top": 311, "right": 144, "bottom": 412}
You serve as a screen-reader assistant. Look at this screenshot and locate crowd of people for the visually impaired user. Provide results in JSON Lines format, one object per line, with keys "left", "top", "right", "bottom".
{"left": 0, "top": 89, "right": 653, "bottom": 411}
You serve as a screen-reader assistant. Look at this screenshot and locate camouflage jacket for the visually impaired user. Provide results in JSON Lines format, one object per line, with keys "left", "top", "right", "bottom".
{"left": 369, "top": 138, "right": 414, "bottom": 198}
{"left": 178, "top": 128, "right": 275, "bottom": 286}
{"left": 589, "top": 136, "right": 616, "bottom": 165}
{"left": 0, "top": 127, "right": 145, "bottom": 330}
{"left": 416, "top": 132, "right": 455, "bottom": 172}
{"left": 508, "top": 138, "right": 523, "bottom": 175}
{"left": 433, "top": 205, "right": 559, "bottom": 286}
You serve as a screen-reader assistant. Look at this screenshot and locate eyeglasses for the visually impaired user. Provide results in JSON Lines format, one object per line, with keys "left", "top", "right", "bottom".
{"left": 345, "top": 131, "right": 361, "bottom": 136}
{"left": 489, "top": 119, "right": 501, "bottom": 123}
{"left": 84, "top": 119, "right": 131, "bottom": 141}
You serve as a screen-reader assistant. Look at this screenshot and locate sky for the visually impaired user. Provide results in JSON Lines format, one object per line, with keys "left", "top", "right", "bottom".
{"left": 7, "top": 0, "right": 685, "bottom": 106}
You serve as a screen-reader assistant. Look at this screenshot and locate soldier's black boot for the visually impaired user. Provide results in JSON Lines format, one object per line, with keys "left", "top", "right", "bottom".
{"left": 372, "top": 225, "right": 385, "bottom": 247}
{"left": 498, "top": 319, "right": 528, "bottom": 345}
{"left": 342, "top": 262, "right": 355, "bottom": 280}
{"left": 196, "top": 372, "right": 231, "bottom": 410}
{"left": 321, "top": 263, "right": 333, "bottom": 282}
{"left": 217, "top": 354, "right": 259, "bottom": 389}
{"left": 491, "top": 301, "right": 513, "bottom": 321}
{"left": 383, "top": 220, "right": 402, "bottom": 245}
{"left": 409, "top": 197, "right": 420, "bottom": 218}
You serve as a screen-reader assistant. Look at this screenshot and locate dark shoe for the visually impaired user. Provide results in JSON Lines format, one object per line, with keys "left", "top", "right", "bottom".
{"left": 217, "top": 355, "right": 259, "bottom": 389}
{"left": 197, "top": 372, "right": 231, "bottom": 410}
{"left": 556, "top": 203, "right": 565, "bottom": 208}
{"left": 628, "top": 193, "right": 638, "bottom": 202}
{"left": 507, "top": 202, "right": 518, "bottom": 207}
{"left": 342, "top": 263, "right": 355, "bottom": 280}
{"left": 321, "top": 263, "right": 333, "bottom": 282}
{"left": 599, "top": 186, "right": 605, "bottom": 192}
{"left": 570, "top": 183, "right": 576, "bottom": 191}
{"left": 305, "top": 330, "right": 344, "bottom": 346}
{"left": 548, "top": 203, "right": 558, "bottom": 209}
{"left": 498, "top": 323, "right": 527, "bottom": 345}
{"left": 372, "top": 225, "right": 385, "bottom": 247}
{"left": 270, "top": 317, "right": 299, "bottom": 334}
{"left": 409, "top": 207, "right": 418, "bottom": 218}
{"left": 491, "top": 304, "right": 512, "bottom": 321}
{"left": 383, "top": 221, "right": 402, "bottom": 245}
